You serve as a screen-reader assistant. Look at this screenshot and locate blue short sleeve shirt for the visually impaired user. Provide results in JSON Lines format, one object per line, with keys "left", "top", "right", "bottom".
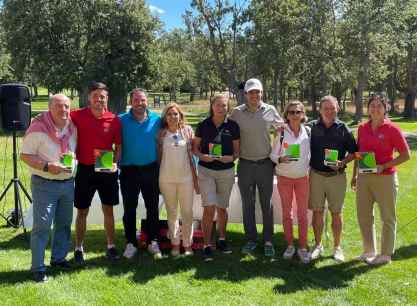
{"left": 119, "top": 109, "right": 161, "bottom": 166}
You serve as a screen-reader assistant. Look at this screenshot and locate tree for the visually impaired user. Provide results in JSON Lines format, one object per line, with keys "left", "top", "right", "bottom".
{"left": 340, "top": 0, "right": 390, "bottom": 122}
{"left": 185, "top": 0, "right": 248, "bottom": 104}
{"left": 392, "top": 0, "right": 417, "bottom": 118}
{"left": 0, "top": 25, "right": 14, "bottom": 82}
{"left": 247, "top": 0, "right": 306, "bottom": 109}
{"left": 1, "top": 0, "right": 158, "bottom": 113}
{"left": 151, "top": 30, "right": 196, "bottom": 97}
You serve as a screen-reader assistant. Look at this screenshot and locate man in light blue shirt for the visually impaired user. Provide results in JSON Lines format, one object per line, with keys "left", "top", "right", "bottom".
{"left": 119, "top": 88, "right": 162, "bottom": 259}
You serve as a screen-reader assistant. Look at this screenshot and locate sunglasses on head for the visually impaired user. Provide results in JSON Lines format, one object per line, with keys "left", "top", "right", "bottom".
{"left": 288, "top": 110, "right": 303, "bottom": 115}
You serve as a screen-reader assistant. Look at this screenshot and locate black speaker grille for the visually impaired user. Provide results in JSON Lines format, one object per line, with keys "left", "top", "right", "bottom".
{"left": 0, "top": 84, "right": 31, "bottom": 131}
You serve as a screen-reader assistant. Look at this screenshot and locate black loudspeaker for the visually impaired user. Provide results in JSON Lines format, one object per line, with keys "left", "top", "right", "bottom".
{"left": 0, "top": 83, "right": 31, "bottom": 131}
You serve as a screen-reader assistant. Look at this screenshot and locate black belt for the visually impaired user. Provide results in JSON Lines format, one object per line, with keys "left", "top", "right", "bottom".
{"left": 240, "top": 157, "right": 271, "bottom": 165}
{"left": 33, "top": 175, "right": 74, "bottom": 182}
{"left": 121, "top": 162, "right": 158, "bottom": 171}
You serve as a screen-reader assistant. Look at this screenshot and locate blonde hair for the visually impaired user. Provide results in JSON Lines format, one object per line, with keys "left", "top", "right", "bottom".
{"left": 209, "top": 93, "right": 231, "bottom": 117}
{"left": 283, "top": 100, "right": 307, "bottom": 123}
{"left": 161, "top": 103, "right": 186, "bottom": 129}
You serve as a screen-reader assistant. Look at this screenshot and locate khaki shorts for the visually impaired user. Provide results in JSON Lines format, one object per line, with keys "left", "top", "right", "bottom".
{"left": 309, "top": 169, "right": 347, "bottom": 213}
{"left": 198, "top": 165, "right": 235, "bottom": 209}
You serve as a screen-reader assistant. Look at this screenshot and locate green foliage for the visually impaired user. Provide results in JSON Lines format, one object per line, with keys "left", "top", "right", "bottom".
{"left": 1, "top": 0, "right": 158, "bottom": 112}
{"left": 0, "top": 20, "right": 13, "bottom": 81}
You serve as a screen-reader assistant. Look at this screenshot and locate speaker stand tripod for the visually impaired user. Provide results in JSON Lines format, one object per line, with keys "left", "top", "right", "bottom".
{"left": 0, "top": 122, "right": 31, "bottom": 232}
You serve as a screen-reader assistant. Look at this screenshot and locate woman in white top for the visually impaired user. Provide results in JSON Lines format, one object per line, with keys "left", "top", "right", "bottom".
{"left": 270, "top": 101, "right": 311, "bottom": 263}
{"left": 158, "top": 103, "right": 198, "bottom": 257}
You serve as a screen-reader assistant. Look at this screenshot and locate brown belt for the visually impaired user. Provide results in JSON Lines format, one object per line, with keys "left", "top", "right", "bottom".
{"left": 311, "top": 168, "right": 344, "bottom": 177}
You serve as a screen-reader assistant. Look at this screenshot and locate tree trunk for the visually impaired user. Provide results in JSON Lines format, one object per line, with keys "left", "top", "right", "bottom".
{"left": 404, "top": 91, "right": 416, "bottom": 118}
{"left": 333, "top": 82, "right": 344, "bottom": 113}
{"left": 403, "top": 46, "right": 417, "bottom": 118}
{"left": 109, "top": 91, "right": 127, "bottom": 114}
{"left": 78, "top": 86, "right": 89, "bottom": 109}
{"left": 229, "top": 79, "right": 244, "bottom": 105}
{"left": 280, "top": 87, "right": 286, "bottom": 113}
{"left": 387, "top": 56, "right": 397, "bottom": 114}
{"left": 342, "top": 90, "right": 347, "bottom": 113}
{"left": 354, "top": 78, "right": 365, "bottom": 122}
{"left": 354, "top": 55, "right": 369, "bottom": 122}
{"left": 272, "top": 71, "right": 279, "bottom": 107}
{"left": 309, "top": 83, "right": 318, "bottom": 117}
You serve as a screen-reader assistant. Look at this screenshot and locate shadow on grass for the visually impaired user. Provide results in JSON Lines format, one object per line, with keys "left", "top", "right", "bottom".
{"left": 2, "top": 228, "right": 417, "bottom": 295}
{"left": 272, "top": 244, "right": 417, "bottom": 294}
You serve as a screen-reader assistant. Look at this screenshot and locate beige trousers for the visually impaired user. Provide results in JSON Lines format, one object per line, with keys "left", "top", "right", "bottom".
{"left": 356, "top": 173, "right": 398, "bottom": 256}
{"left": 159, "top": 181, "right": 194, "bottom": 247}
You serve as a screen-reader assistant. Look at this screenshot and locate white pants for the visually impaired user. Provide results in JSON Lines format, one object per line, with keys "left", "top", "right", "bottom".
{"left": 159, "top": 181, "right": 194, "bottom": 247}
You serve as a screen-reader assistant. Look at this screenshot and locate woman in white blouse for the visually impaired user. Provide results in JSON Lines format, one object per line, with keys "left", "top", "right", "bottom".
{"left": 158, "top": 103, "right": 199, "bottom": 257}
{"left": 270, "top": 101, "right": 311, "bottom": 263}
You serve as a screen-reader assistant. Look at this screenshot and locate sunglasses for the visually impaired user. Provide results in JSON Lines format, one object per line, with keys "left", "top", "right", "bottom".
{"left": 172, "top": 134, "right": 180, "bottom": 146}
{"left": 288, "top": 110, "right": 304, "bottom": 115}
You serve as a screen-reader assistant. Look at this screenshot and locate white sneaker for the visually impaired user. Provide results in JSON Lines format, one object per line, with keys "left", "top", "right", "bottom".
{"left": 297, "top": 248, "right": 311, "bottom": 264}
{"left": 123, "top": 243, "right": 138, "bottom": 259}
{"left": 333, "top": 247, "right": 345, "bottom": 263}
{"left": 171, "top": 246, "right": 180, "bottom": 257}
{"left": 148, "top": 241, "right": 162, "bottom": 258}
{"left": 366, "top": 254, "right": 391, "bottom": 266}
{"left": 310, "top": 245, "right": 324, "bottom": 260}
{"left": 184, "top": 248, "right": 194, "bottom": 257}
{"left": 283, "top": 245, "right": 296, "bottom": 260}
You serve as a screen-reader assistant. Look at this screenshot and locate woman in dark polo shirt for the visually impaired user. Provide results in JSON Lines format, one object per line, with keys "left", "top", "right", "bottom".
{"left": 193, "top": 94, "right": 240, "bottom": 261}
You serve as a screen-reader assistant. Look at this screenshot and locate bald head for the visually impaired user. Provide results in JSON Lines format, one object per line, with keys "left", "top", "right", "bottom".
{"left": 49, "top": 94, "right": 71, "bottom": 108}
{"left": 49, "top": 94, "right": 71, "bottom": 127}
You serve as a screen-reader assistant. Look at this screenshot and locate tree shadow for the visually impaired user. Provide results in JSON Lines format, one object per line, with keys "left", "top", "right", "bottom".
{"left": 0, "top": 228, "right": 127, "bottom": 252}
{"left": 392, "top": 244, "right": 417, "bottom": 260}
{"left": 272, "top": 243, "right": 417, "bottom": 294}
{"left": 0, "top": 231, "right": 29, "bottom": 249}
{"left": 2, "top": 228, "right": 417, "bottom": 291}
{"left": 272, "top": 260, "right": 372, "bottom": 294}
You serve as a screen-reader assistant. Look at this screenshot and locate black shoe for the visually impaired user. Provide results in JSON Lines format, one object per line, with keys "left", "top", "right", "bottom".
{"left": 51, "top": 259, "right": 71, "bottom": 269}
{"left": 74, "top": 250, "right": 85, "bottom": 265}
{"left": 203, "top": 246, "right": 214, "bottom": 262}
{"left": 33, "top": 271, "right": 48, "bottom": 283}
{"left": 106, "top": 247, "right": 120, "bottom": 261}
{"left": 217, "top": 239, "right": 233, "bottom": 254}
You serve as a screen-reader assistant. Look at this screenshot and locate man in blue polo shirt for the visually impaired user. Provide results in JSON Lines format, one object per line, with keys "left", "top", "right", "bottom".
{"left": 119, "top": 88, "right": 162, "bottom": 259}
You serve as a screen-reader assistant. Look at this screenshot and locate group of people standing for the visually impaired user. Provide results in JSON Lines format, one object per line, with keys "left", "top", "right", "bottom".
{"left": 21, "top": 79, "right": 410, "bottom": 283}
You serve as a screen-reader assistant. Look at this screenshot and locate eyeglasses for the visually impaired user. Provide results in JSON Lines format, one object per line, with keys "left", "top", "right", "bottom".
{"left": 288, "top": 110, "right": 304, "bottom": 115}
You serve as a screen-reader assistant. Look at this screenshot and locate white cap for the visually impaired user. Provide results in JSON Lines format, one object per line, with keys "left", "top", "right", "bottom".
{"left": 244, "top": 78, "right": 263, "bottom": 93}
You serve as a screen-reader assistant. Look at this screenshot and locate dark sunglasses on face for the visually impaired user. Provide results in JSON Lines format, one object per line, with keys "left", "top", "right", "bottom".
{"left": 288, "top": 110, "right": 303, "bottom": 115}
{"left": 172, "top": 134, "right": 180, "bottom": 146}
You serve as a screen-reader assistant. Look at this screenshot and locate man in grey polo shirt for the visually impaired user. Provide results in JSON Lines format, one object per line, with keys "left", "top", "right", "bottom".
{"left": 230, "top": 78, "right": 283, "bottom": 256}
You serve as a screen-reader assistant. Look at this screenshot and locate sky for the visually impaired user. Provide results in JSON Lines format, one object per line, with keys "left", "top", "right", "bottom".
{"left": 146, "top": 0, "right": 191, "bottom": 31}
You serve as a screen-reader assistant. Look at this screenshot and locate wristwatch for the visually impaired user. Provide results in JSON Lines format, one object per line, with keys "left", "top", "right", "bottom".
{"left": 43, "top": 162, "right": 49, "bottom": 172}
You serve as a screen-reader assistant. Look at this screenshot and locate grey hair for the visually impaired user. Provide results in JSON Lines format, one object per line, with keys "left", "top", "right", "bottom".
{"left": 48, "top": 94, "right": 70, "bottom": 106}
{"left": 319, "top": 95, "right": 338, "bottom": 109}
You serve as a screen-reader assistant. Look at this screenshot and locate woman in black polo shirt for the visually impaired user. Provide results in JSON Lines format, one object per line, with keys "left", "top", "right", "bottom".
{"left": 193, "top": 94, "right": 240, "bottom": 261}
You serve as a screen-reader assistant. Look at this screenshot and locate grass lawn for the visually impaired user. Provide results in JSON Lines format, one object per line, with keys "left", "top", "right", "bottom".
{"left": 0, "top": 105, "right": 417, "bottom": 305}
